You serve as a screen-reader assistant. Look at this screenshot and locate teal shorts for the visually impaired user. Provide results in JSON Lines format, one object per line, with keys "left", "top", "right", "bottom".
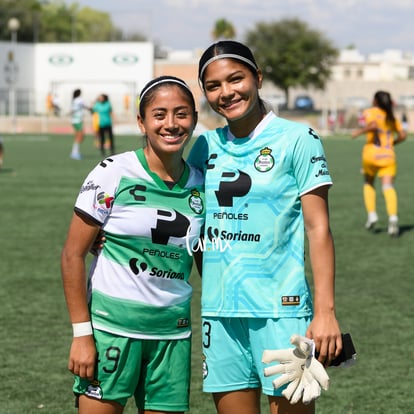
{"left": 202, "top": 316, "right": 311, "bottom": 396}
{"left": 73, "top": 329, "right": 191, "bottom": 410}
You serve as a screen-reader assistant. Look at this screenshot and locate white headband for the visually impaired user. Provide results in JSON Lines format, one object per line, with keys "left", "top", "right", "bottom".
{"left": 199, "top": 53, "right": 258, "bottom": 82}
{"left": 139, "top": 78, "right": 191, "bottom": 110}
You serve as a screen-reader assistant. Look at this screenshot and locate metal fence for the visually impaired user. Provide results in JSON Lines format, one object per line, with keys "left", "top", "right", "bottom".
{"left": 0, "top": 88, "right": 35, "bottom": 115}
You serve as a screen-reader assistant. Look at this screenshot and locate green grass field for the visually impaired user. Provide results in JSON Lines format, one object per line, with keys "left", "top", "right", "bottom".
{"left": 0, "top": 131, "right": 413, "bottom": 413}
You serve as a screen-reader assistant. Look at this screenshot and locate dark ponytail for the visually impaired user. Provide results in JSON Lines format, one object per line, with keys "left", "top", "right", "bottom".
{"left": 374, "top": 91, "right": 396, "bottom": 131}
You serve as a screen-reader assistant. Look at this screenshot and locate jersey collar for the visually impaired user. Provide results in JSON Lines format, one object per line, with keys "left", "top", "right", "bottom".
{"left": 136, "top": 148, "right": 189, "bottom": 191}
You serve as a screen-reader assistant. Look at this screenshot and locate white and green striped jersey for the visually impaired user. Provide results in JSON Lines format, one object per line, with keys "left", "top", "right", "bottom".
{"left": 188, "top": 112, "right": 332, "bottom": 318}
{"left": 75, "top": 148, "right": 205, "bottom": 339}
{"left": 71, "top": 96, "right": 85, "bottom": 124}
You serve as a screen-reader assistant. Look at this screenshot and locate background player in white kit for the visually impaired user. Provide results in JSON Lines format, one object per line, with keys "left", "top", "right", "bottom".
{"left": 70, "top": 88, "right": 90, "bottom": 160}
{"left": 61, "top": 76, "right": 204, "bottom": 414}
{"left": 188, "top": 41, "right": 342, "bottom": 414}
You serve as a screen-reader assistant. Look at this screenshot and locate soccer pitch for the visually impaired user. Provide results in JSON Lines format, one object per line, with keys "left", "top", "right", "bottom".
{"left": 0, "top": 132, "right": 412, "bottom": 413}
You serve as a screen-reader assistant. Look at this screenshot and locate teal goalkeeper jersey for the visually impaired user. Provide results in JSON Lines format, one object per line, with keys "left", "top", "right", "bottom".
{"left": 187, "top": 112, "right": 332, "bottom": 318}
{"left": 74, "top": 148, "right": 205, "bottom": 339}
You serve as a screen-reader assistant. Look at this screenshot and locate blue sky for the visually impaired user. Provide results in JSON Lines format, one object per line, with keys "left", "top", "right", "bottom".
{"left": 66, "top": 0, "right": 414, "bottom": 55}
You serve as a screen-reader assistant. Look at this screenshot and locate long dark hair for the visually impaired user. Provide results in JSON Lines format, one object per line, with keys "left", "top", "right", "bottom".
{"left": 374, "top": 91, "right": 396, "bottom": 130}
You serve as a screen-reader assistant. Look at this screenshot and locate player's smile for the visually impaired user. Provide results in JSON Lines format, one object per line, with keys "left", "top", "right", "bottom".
{"left": 221, "top": 97, "right": 243, "bottom": 110}
{"left": 216, "top": 90, "right": 248, "bottom": 120}
{"left": 160, "top": 130, "right": 186, "bottom": 144}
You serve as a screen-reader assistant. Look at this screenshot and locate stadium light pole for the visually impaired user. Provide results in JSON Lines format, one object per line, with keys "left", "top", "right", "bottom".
{"left": 8, "top": 17, "right": 20, "bottom": 134}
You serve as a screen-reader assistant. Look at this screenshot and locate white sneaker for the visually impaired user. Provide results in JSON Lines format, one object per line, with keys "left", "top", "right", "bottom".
{"left": 365, "top": 212, "right": 378, "bottom": 230}
{"left": 388, "top": 217, "right": 399, "bottom": 237}
{"left": 70, "top": 153, "right": 82, "bottom": 160}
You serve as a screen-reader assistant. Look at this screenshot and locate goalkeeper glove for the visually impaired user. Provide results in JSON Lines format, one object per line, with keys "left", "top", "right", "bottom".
{"left": 262, "top": 334, "right": 329, "bottom": 405}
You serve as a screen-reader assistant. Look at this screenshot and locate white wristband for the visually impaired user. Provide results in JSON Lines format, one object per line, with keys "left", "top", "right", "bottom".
{"left": 72, "top": 321, "right": 93, "bottom": 337}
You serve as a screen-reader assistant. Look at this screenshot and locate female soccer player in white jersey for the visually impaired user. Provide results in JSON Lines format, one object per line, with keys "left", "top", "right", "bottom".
{"left": 61, "top": 76, "right": 205, "bottom": 414}
{"left": 187, "top": 41, "right": 342, "bottom": 414}
{"left": 70, "top": 89, "right": 90, "bottom": 160}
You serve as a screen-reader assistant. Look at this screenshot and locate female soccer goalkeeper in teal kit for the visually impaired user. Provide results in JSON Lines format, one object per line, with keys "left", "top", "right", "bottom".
{"left": 188, "top": 40, "right": 342, "bottom": 414}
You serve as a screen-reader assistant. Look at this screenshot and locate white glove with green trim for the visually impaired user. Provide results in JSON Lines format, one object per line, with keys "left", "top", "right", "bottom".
{"left": 262, "top": 334, "right": 330, "bottom": 405}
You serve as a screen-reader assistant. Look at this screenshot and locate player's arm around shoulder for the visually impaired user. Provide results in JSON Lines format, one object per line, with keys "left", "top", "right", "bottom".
{"left": 301, "top": 185, "right": 342, "bottom": 366}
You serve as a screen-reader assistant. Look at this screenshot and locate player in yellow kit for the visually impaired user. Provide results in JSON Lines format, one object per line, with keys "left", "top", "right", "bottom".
{"left": 351, "top": 90, "right": 407, "bottom": 236}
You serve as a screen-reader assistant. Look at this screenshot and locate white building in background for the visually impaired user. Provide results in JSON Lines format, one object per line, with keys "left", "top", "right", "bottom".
{"left": 0, "top": 42, "right": 153, "bottom": 116}
{"left": 332, "top": 48, "right": 414, "bottom": 82}
{"left": 1, "top": 41, "right": 414, "bottom": 120}
{"left": 297, "top": 48, "right": 414, "bottom": 116}
{"left": 256, "top": 47, "right": 414, "bottom": 131}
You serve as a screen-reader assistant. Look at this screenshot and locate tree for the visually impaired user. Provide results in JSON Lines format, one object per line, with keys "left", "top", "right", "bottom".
{"left": 0, "top": 0, "right": 41, "bottom": 42}
{"left": 0, "top": 0, "right": 146, "bottom": 42}
{"left": 212, "top": 18, "right": 236, "bottom": 41}
{"left": 38, "top": 3, "right": 137, "bottom": 42}
{"left": 245, "top": 19, "right": 338, "bottom": 107}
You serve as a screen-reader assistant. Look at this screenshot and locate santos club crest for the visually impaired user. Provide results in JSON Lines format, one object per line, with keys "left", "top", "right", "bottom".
{"left": 188, "top": 189, "right": 204, "bottom": 214}
{"left": 254, "top": 147, "right": 274, "bottom": 172}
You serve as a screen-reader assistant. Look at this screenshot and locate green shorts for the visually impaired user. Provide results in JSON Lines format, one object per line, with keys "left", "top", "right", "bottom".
{"left": 73, "top": 329, "right": 191, "bottom": 410}
{"left": 72, "top": 122, "right": 83, "bottom": 131}
{"left": 202, "top": 316, "right": 311, "bottom": 396}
